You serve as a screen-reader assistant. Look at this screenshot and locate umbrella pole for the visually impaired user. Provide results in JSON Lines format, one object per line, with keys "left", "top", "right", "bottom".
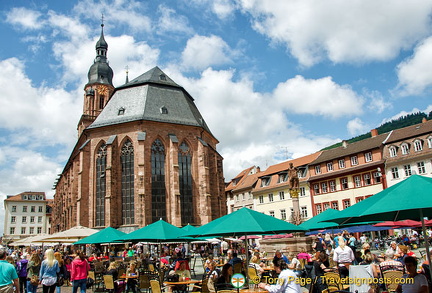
{"left": 420, "top": 209, "right": 432, "bottom": 282}
{"left": 245, "top": 234, "right": 249, "bottom": 286}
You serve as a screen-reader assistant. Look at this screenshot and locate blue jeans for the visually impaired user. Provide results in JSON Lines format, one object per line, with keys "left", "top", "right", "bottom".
{"left": 72, "top": 279, "right": 86, "bottom": 293}
{"left": 27, "top": 280, "right": 38, "bottom": 293}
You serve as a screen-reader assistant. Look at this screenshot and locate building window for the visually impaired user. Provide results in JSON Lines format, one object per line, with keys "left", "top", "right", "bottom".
{"left": 279, "top": 191, "right": 285, "bottom": 200}
{"left": 301, "top": 206, "right": 308, "bottom": 218}
{"left": 343, "top": 199, "right": 351, "bottom": 209}
{"left": 29, "top": 227, "right": 34, "bottom": 234}
{"left": 403, "top": 164, "right": 412, "bottom": 177}
{"left": 261, "top": 177, "right": 271, "bottom": 187}
{"left": 259, "top": 195, "right": 264, "bottom": 204}
{"left": 331, "top": 201, "right": 339, "bottom": 210}
{"left": 428, "top": 136, "right": 432, "bottom": 148}
{"left": 356, "top": 196, "right": 364, "bottom": 203}
{"left": 11, "top": 216, "right": 16, "bottom": 223}
{"left": 21, "top": 227, "right": 26, "bottom": 235}
{"left": 268, "top": 193, "right": 274, "bottom": 202}
{"left": 278, "top": 173, "right": 288, "bottom": 183}
{"left": 391, "top": 167, "right": 399, "bottom": 179}
{"left": 22, "top": 216, "right": 27, "bottom": 223}
{"left": 329, "top": 180, "right": 336, "bottom": 192}
{"left": 12, "top": 206, "right": 16, "bottom": 212}
{"left": 365, "top": 152, "right": 373, "bottom": 162}
{"left": 269, "top": 211, "right": 275, "bottom": 217}
{"left": 299, "top": 187, "right": 306, "bottom": 196}
{"left": 414, "top": 140, "right": 423, "bottom": 152}
{"left": 30, "top": 216, "right": 35, "bottom": 223}
{"left": 38, "top": 216, "right": 42, "bottom": 223}
{"left": 351, "top": 156, "right": 358, "bottom": 166}
{"left": 354, "top": 175, "right": 361, "bottom": 188}
{"left": 280, "top": 209, "right": 286, "bottom": 220}
{"left": 179, "top": 141, "right": 194, "bottom": 226}
{"left": 363, "top": 173, "right": 372, "bottom": 185}
{"left": 389, "top": 146, "right": 397, "bottom": 157}
{"left": 96, "top": 143, "right": 107, "bottom": 227}
{"left": 341, "top": 178, "right": 349, "bottom": 190}
{"left": 31, "top": 206, "right": 35, "bottom": 212}
{"left": 417, "top": 161, "right": 426, "bottom": 174}
{"left": 99, "top": 95, "right": 105, "bottom": 109}
{"left": 316, "top": 204, "right": 322, "bottom": 214}
{"left": 121, "top": 139, "right": 135, "bottom": 225}
{"left": 327, "top": 162, "right": 333, "bottom": 171}
{"left": 23, "top": 206, "right": 27, "bottom": 212}
{"left": 38, "top": 206, "right": 43, "bottom": 213}
{"left": 338, "top": 159, "right": 345, "bottom": 169}
{"left": 242, "top": 193, "right": 245, "bottom": 200}
{"left": 323, "top": 202, "right": 330, "bottom": 210}
{"left": 151, "top": 139, "right": 167, "bottom": 222}
{"left": 374, "top": 172, "right": 382, "bottom": 183}
{"left": 315, "top": 165, "right": 321, "bottom": 174}
{"left": 313, "top": 184, "right": 320, "bottom": 195}
{"left": 10, "top": 227, "right": 15, "bottom": 234}
{"left": 321, "top": 182, "right": 328, "bottom": 193}
{"left": 37, "top": 227, "right": 42, "bottom": 234}
{"left": 401, "top": 143, "right": 409, "bottom": 155}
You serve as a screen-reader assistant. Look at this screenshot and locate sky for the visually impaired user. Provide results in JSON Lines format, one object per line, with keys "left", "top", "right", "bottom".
{"left": 1, "top": 0, "right": 432, "bottom": 235}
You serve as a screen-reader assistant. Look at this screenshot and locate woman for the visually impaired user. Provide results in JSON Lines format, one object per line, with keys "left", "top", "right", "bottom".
{"left": 313, "top": 251, "right": 333, "bottom": 292}
{"left": 39, "top": 249, "right": 60, "bottom": 293}
{"left": 333, "top": 238, "right": 354, "bottom": 278}
{"left": 396, "top": 256, "right": 428, "bottom": 293}
{"left": 249, "top": 255, "right": 265, "bottom": 276}
{"left": 17, "top": 255, "right": 29, "bottom": 293}
{"left": 258, "top": 260, "right": 301, "bottom": 293}
{"left": 125, "top": 261, "right": 139, "bottom": 293}
{"left": 54, "top": 252, "right": 65, "bottom": 293}
{"left": 216, "top": 263, "right": 234, "bottom": 291}
{"left": 287, "top": 252, "right": 302, "bottom": 276}
{"left": 106, "top": 261, "right": 125, "bottom": 293}
{"left": 27, "top": 253, "right": 41, "bottom": 293}
{"left": 71, "top": 251, "right": 90, "bottom": 293}
{"left": 64, "top": 258, "right": 72, "bottom": 286}
{"left": 206, "top": 262, "right": 219, "bottom": 293}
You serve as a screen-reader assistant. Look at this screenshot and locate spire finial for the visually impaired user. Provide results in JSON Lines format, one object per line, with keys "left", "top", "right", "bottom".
{"left": 101, "top": 13, "right": 105, "bottom": 28}
{"left": 125, "top": 65, "right": 129, "bottom": 84}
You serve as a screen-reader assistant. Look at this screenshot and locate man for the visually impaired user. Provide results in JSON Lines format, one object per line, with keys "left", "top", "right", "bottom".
{"left": 273, "top": 250, "right": 289, "bottom": 264}
{"left": 385, "top": 241, "right": 402, "bottom": 259}
{"left": 228, "top": 252, "right": 243, "bottom": 266}
{"left": 258, "top": 260, "right": 301, "bottom": 293}
{"left": 0, "top": 249, "right": 19, "bottom": 293}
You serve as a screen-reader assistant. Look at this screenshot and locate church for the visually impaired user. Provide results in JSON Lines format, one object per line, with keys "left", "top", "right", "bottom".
{"left": 52, "top": 25, "right": 226, "bottom": 233}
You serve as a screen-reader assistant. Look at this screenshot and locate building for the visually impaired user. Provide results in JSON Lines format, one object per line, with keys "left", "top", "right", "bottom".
{"left": 3, "top": 192, "right": 49, "bottom": 244}
{"left": 225, "top": 166, "right": 261, "bottom": 213}
{"left": 253, "top": 152, "right": 321, "bottom": 222}
{"left": 308, "top": 129, "right": 388, "bottom": 216}
{"left": 52, "top": 25, "right": 225, "bottom": 233}
{"left": 383, "top": 118, "right": 432, "bottom": 187}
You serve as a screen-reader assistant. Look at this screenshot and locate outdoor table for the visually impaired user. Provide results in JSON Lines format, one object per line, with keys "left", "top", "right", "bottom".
{"left": 164, "top": 279, "right": 202, "bottom": 292}
{"left": 240, "top": 288, "right": 268, "bottom": 293}
{"left": 119, "top": 274, "right": 139, "bottom": 280}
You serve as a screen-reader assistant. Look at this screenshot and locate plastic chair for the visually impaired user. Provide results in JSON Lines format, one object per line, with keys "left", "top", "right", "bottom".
{"left": 139, "top": 275, "right": 151, "bottom": 293}
{"left": 382, "top": 270, "right": 403, "bottom": 292}
{"left": 323, "top": 271, "right": 350, "bottom": 292}
{"left": 150, "top": 279, "right": 166, "bottom": 293}
{"left": 103, "top": 275, "right": 115, "bottom": 293}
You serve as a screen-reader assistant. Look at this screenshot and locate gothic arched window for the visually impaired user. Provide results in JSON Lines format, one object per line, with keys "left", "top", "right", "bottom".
{"left": 96, "top": 143, "right": 107, "bottom": 226}
{"left": 179, "top": 142, "right": 194, "bottom": 225}
{"left": 151, "top": 139, "right": 166, "bottom": 222}
{"left": 121, "top": 139, "right": 134, "bottom": 225}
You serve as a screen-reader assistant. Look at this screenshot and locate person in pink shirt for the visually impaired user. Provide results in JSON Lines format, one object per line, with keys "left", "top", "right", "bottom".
{"left": 71, "top": 252, "right": 90, "bottom": 293}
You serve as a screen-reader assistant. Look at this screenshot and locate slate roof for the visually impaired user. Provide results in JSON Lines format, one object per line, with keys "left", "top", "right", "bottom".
{"left": 312, "top": 133, "right": 390, "bottom": 164}
{"left": 88, "top": 67, "right": 213, "bottom": 136}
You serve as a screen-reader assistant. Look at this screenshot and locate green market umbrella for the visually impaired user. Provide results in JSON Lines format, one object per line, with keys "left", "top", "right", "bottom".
{"left": 116, "top": 219, "right": 185, "bottom": 242}
{"left": 326, "top": 175, "right": 432, "bottom": 280}
{"left": 185, "top": 207, "right": 306, "bottom": 238}
{"left": 73, "top": 227, "right": 126, "bottom": 245}
{"left": 299, "top": 208, "right": 340, "bottom": 230}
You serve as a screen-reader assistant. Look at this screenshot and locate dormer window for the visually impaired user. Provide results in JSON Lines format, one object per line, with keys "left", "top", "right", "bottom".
{"left": 278, "top": 173, "right": 288, "bottom": 183}
{"left": 261, "top": 177, "right": 271, "bottom": 187}
{"left": 160, "top": 106, "right": 168, "bottom": 114}
{"left": 389, "top": 146, "right": 397, "bottom": 157}
{"left": 401, "top": 143, "right": 410, "bottom": 155}
{"left": 159, "top": 74, "right": 167, "bottom": 81}
{"left": 414, "top": 139, "right": 423, "bottom": 152}
{"left": 118, "top": 107, "right": 125, "bottom": 115}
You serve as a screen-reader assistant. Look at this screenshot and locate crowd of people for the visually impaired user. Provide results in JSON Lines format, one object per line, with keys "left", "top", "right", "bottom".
{"left": 1, "top": 231, "right": 431, "bottom": 293}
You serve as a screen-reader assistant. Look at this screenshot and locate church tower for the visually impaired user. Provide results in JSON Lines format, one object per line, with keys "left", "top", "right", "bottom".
{"left": 78, "top": 23, "right": 114, "bottom": 136}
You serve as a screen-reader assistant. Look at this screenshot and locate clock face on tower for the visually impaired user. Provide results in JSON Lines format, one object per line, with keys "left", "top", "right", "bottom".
{"left": 97, "top": 85, "right": 109, "bottom": 96}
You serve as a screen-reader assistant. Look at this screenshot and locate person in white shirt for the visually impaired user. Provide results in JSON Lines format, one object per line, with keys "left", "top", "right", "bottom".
{"left": 396, "top": 256, "right": 428, "bottom": 293}
{"left": 333, "top": 238, "right": 354, "bottom": 278}
{"left": 258, "top": 260, "right": 301, "bottom": 293}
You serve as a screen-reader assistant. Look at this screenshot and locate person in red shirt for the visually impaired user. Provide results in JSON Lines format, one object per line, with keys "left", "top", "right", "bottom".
{"left": 71, "top": 251, "right": 90, "bottom": 293}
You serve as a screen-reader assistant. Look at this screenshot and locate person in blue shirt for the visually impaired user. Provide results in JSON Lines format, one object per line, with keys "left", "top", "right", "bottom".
{"left": 228, "top": 252, "right": 243, "bottom": 266}
{"left": 0, "top": 249, "right": 20, "bottom": 293}
{"left": 273, "top": 250, "right": 289, "bottom": 264}
{"left": 39, "top": 249, "right": 60, "bottom": 293}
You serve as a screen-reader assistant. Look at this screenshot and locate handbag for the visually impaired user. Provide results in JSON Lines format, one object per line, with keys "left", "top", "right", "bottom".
{"left": 30, "top": 275, "right": 39, "bottom": 286}
{"left": 56, "top": 274, "right": 65, "bottom": 287}
{"left": 42, "top": 276, "right": 57, "bottom": 286}
{"left": 86, "top": 277, "right": 95, "bottom": 288}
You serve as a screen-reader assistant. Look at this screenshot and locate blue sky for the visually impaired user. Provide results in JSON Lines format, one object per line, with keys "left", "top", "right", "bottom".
{"left": 1, "top": 0, "right": 432, "bottom": 234}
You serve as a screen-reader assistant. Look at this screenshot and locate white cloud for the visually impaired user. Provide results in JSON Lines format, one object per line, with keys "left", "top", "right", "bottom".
{"left": 347, "top": 118, "right": 369, "bottom": 136}
{"left": 181, "top": 35, "right": 237, "bottom": 70}
{"left": 212, "top": 0, "right": 237, "bottom": 19}
{"left": 6, "top": 7, "right": 44, "bottom": 30}
{"left": 238, "top": 0, "right": 432, "bottom": 66}
{"left": 157, "top": 5, "right": 194, "bottom": 35}
{"left": 364, "top": 90, "right": 391, "bottom": 114}
{"left": 395, "top": 37, "right": 432, "bottom": 96}
{"left": 273, "top": 75, "right": 364, "bottom": 118}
